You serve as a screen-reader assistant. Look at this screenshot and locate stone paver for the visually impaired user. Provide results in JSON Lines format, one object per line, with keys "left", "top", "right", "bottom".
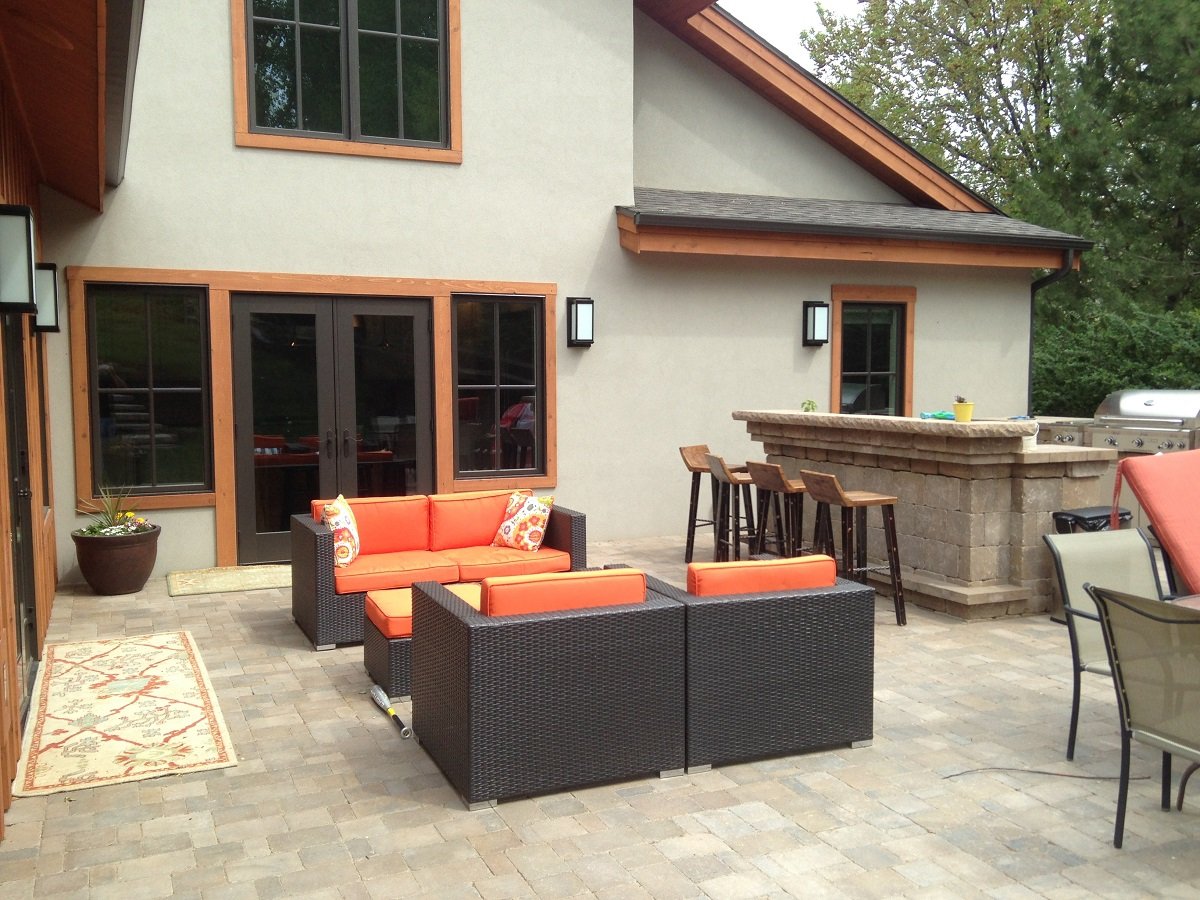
{"left": 4, "top": 535, "right": 1200, "bottom": 897}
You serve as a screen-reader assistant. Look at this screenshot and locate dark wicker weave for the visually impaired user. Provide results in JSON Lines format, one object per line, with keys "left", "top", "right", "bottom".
{"left": 363, "top": 615, "right": 411, "bottom": 698}
{"left": 647, "top": 574, "right": 875, "bottom": 770}
{"left": 290, "top": 504, "right": 587, "bottom": 650}
{"left": 410, "top": 579, "right": 685, "bottom": 807}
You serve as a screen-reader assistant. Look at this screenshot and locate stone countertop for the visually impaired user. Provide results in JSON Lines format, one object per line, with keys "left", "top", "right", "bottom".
{"left": 732, "top": 410, "right": 1038, "bottom": 437}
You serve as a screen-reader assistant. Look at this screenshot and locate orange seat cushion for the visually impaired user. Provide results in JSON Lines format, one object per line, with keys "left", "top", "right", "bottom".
{"left": 428, "top": 489, "right": 529, "bottom": 551}
{"left": 312, "top": 495, "right": 430, "bottom": 554}
{"left": 333, "top": 550, "right": 459, "bottom": 594}
{"left": 441, "top": 545, "right": 571, "bottom": 581}
{"left": 686, "top": 555, "right": 837, "bottom": 596}
{"left": 480, "top": 569, "right": 646, "bottom": 617}
{"left": 1118, "top": 450, "right": 1200, "bottom": 592}
{"left": 366, "top": 584, "right": 482, "bottom": 638}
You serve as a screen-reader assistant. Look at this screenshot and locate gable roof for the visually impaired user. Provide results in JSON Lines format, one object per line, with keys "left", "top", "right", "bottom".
{"left": 633, "top": 1, "right": 996, "bottom": 214}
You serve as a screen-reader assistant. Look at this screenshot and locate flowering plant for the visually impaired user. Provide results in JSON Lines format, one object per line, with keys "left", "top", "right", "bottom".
{"left": 73, "top": 486, "right": 156, "bottom": 537}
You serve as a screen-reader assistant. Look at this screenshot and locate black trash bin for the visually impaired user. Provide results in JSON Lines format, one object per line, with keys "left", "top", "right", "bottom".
{"left": 1052, "top": 506, "right": 1132, "bottom": 534}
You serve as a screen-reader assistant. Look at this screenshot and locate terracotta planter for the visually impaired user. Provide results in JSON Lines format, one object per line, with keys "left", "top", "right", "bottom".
{"left": 72, "top": 526, "right": 161, "bottom": 595}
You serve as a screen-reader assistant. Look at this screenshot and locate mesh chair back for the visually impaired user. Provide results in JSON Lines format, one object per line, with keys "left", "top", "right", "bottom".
{"left": 1088, "top": 586, "right": 1200, "bottom": 752}
{"left": 1044, "top": 529, "right": 1162, "bottom": 670}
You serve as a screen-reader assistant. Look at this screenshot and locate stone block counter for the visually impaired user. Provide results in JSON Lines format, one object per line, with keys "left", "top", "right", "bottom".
{"left": 734, "top": 410, "right": 1118, "bottom": 619}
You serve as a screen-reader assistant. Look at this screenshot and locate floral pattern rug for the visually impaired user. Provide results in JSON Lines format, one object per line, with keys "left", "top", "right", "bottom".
{"left": 14, "top": 631, "right": 236, "bottom": 795}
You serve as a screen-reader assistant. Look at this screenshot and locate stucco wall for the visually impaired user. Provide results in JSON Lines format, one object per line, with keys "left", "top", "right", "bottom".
{"left": 41, "top": 2, "right": 1035, "bottom": 578}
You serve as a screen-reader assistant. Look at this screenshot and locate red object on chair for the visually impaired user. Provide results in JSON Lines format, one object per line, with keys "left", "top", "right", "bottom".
{"left": 1114, "top": 449, "right": 1200, "bottom": 592}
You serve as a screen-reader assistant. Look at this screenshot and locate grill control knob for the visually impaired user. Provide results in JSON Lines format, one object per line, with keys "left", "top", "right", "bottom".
{"left": 1133, "top": 438, "right": 1145, "bottom": 448}
{"left": 1105, "top": 436, "right": 1119, "bottom": 446}
{"left": 1160, "top": 440, "right": 1175, "bottom": 450}
{"left": 1056, "top": 433, "right": 1074, "bottom": 443}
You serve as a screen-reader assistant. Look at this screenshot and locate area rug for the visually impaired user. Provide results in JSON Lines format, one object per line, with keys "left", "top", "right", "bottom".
{"left": 14, "top": 631, "right": 236, "bottom": 796}
{"left": 167, "top": 564, "right": 291, "bottom": 596}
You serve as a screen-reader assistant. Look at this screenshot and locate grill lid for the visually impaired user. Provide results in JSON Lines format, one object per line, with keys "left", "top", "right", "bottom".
{"left": 1093, "top": 390, "right": 1200, "bottom": 427}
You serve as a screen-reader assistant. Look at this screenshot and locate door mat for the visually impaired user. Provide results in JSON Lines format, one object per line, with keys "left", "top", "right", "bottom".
{"left": 15, "top": 631, "right": 237, "bottom": 796}
{"left": 167, "top": 564, "right": 291, "bottom": 597}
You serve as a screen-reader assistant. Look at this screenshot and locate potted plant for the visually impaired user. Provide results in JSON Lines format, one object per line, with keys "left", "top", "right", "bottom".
{"left": 953, "top": 394, "right": 975, "bottom": 423}
{"left": 71, "top": 487, "right": 161, "bottom": 595}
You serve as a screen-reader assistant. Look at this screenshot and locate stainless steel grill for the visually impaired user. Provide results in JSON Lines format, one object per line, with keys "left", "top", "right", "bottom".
{"left": 1085, "top": 390, "right": 1200, "bottom": 454}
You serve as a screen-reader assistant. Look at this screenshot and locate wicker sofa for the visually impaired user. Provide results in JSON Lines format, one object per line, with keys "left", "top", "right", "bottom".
{"left": 290, "top": 490, "right": 586, "bottom": 649}
{"left": 648, "top": 556, "right": 876, "bottom": 771}
{"left": 410, "top": 569, "right": 686, "bottom": 808}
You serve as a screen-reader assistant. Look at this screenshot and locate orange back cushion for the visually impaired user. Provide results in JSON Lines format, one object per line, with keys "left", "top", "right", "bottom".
{"left": 428, "top": 489, "right": 530, "bottom": 551}
{"left": 1118, "top": 450, "right": 1200, "bottom": 592}
{"left": 313, "top": 496, "right": 430, "bottom": 554}
{"left": 480, "top": 568, "right": 646, "bottom": 616}
{"left": 687, "top": 555, "right": 837, "bottom": 596}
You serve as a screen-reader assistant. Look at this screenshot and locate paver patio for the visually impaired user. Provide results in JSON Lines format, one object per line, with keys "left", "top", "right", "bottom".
{"left": 3, "top": 535, "right": 1199, "bottom": 898}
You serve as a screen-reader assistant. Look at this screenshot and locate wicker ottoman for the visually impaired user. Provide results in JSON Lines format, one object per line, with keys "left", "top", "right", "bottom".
{"left": 364, "top": 585, "right": 480, "bottom": 699}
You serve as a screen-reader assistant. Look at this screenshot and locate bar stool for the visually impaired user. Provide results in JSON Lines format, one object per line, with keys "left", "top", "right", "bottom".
{"left": 745, "top": 461, "right": 807, "bottom": 557}
{"left": 705, "top": 454, "right": 756, "bottom": 562}
{"left": 799, "top": 469, "right": 907, "bottom": 625}
{"left": 679, "top": 445, "right": 718, "bottom": 564}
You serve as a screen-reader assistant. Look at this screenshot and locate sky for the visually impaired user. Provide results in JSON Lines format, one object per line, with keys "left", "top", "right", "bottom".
{"left": 715, "top": 0, "right": 865, "bottom": 70}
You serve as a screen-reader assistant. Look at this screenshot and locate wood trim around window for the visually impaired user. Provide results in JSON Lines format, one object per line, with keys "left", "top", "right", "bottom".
{"left": 230, "top": 0, "right": 463, "bottom": 164}
{"left": 829, "top": 285, "right": 916, "bottom": 418}
{"left": 67, "top": 267, "right": 557, "bottom": 566}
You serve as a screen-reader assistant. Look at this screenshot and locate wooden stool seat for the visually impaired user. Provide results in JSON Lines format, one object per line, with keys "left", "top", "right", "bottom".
{"left": 800, "top": 469, "right": 907, "bottom": 625}
{"left": 745, "top": 461, "right": 807, "bottom": 557}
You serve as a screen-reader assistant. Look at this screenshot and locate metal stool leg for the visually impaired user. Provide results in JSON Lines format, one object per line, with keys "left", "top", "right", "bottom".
{"left": 770, "top": 493, "right": 786, "bottom": 556}
{"left": 753, "top": 487, "right": 769, "bottom": 554}
{"left": 685, "top": 471, "right": 702, "bottom": 564}
{"left": 713, "top": 482, "right": 731, "bottom": 562}
{"left": 840, "top": 505, "right": 855, "bottom": 579}
{"left": 882, "top": 503, "right": 907, "bottom": 625}
{"left": 731, "top": 486, "right": 743, "bottom": 561}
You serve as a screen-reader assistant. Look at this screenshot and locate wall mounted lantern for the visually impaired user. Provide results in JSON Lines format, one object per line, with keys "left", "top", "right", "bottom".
{"left": 0, "top": 204, "right": 37, "bottom": 314}
{"left": 802, "top": 300, "right": 830, "bottom": 346}
{"left": 34, "top": 263, "right": 60, "bottom": 332}
{"left": 567, "top": 297, "right": 594, "bottom": 347}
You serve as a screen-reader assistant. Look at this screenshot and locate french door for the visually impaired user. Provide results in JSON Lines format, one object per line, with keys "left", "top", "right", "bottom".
{"left": 232, "top": 295, "right": 432, "bottom": 563}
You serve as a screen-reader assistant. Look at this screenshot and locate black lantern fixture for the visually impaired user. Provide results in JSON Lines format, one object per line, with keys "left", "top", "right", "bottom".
{"left": 0, "top": 204, "right": 37, "bottom": 314}
{"left": 802, "top": 300, "right": 830, "bottom": 346}
{"left": 567, "top": 297, "right": 594, "bottom": 347}
{"left": 34, "top": 262, "right": 60, "bottom": 333}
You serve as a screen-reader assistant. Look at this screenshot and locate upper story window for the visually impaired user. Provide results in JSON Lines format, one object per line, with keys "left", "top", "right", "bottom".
{"left": 245, "top": 0, "right": 448, "bottom": 148}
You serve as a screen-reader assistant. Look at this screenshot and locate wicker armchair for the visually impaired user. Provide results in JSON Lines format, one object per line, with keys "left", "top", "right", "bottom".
{"left": 647, "top": 574, "right": 875, "bottom": 770}
{"left": 290, "top": 503, "right": 587, "bottom": 649}
{"left": 410, "top": 579, "right": 685, "bottom": 808}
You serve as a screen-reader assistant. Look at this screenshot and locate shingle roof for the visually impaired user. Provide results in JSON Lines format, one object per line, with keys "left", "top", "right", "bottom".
{"left": 619, "top": 188, "right": 1092, "bottom": 251}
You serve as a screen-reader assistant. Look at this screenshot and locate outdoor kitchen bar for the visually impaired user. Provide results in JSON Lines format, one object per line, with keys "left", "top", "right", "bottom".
{"left": 735, "top": 409, "right": 1118, "bottom": 619}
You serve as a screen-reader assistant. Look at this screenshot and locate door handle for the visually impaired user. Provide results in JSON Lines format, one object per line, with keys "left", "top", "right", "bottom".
{"left": 343, "top": 429, "right": 351, "bottom": 457}
{"left": 325, "top": 430, "right": 334, "bottom": 458}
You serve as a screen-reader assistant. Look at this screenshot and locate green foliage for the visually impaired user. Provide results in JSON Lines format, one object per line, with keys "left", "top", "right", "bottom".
{"left": 1032, "top": 305, "right": 1200, "bottom": 416}
{"left": 74, "top": 486, "right": 157, "bottom": 537}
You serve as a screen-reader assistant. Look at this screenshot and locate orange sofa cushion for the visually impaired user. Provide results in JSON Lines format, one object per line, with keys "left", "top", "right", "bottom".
{"left": 312, "top": 495, "right": 430, "bottom": 554}
{"left": 428, "top": 489, "right": 529, "bottom": 551}
{"left": 686, "top": 555, "right": 837, "bottom": 597}
{"left": 365, "top": 584, "right": 482, "bottom": 638}
{"left": 480, "top": 568, "right": 646, "bottom": 617}
{"left": 441, "top": 545, "right": 571, "bottom": 582}
{"left": 1117, "top": 450, "right": 1200, "bottom": 593}
{"left": 333, "top": 549, "right": 459, "bottom": 594}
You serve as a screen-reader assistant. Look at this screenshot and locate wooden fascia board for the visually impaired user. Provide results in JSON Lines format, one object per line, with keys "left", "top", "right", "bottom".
{"left": 617, "top": 214, "right": 1080, "bottom": 271}
{"left": 634, "top": 0, "right": 716, "bottom": 27}
{"left": 678, "top": 9, "right": 992, "bottom": 215}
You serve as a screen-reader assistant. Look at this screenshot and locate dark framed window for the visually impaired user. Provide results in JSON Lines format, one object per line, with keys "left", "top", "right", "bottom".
{"left": 246, "top": 0, "right": 447, "bottom": 147}
{"left": 86, "top": 284, "right": 213, "bottom": 494}
{"left": 839, "top": 303, "right": 905, "bottom": 416}
{"left": 453, "top": 296, "right": 544, "bottom": 477}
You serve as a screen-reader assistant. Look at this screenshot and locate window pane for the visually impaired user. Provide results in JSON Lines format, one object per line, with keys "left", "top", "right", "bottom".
{"left": 455, "top": 301, "right": 494, "bottom": 386}
{"left": 841, "top": 309, "right": 869, "bottom": 374}
{"left": 359, "top": 33, "right": 400, "bottom": 138}
{"left": 402, "top": 0, "right": 438, "bottom": 38}
{"left": 869, "top": 309, "right": 898, "bottom": 371}
{"left": 498, "top": 304, "right": 536, "bottom": 385}
{"left": 359, "top": 0, "right": 397, "bottom": 33}
{"left": 253, "top": 21, "right": 299, "bottom": 129}
{"left": 300, "top": 26, "right": 343, "bottom": 132}
{"left": 150, "top": 392, "right": 207, "bottom": 487}
{"left": 254, "top": 0, "right": 294, "bottom": 18}
{"left": 95, "top": 291, "right": 148, "bottom": 388}
{"left": 299, "top": 0, "right": 339, "bottom": 26}
{"left": 150, "top": 292, "right": 205, "bottom": 388}
{"left": 401, "top": 38, "right": 441, "bottom": 142}
{"left": 498, "top": 390, "right": 536, "bottom": 470}
{"left": 456, "top": 389, "right": 495, "bottom": 472}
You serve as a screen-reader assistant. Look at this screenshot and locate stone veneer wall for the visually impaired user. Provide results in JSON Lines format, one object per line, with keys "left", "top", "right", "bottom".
{"left": 734, "top": 411, "right": 1117, "bottom": 618}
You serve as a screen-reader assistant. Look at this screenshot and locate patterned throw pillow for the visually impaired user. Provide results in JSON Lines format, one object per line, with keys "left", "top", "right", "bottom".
{"left": 322, "top": 495, "right": 360, "bottom": 567}
{"left": 492, "top": 491, "right": 555, "bottom": 552}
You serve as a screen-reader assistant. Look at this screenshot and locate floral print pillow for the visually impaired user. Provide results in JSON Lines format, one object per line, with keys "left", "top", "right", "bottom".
{"left": 492, "top": 492, "right": 555, "bottom": 552}
{"left": 322, "top": 495, "right": 360, "bottom": 567}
